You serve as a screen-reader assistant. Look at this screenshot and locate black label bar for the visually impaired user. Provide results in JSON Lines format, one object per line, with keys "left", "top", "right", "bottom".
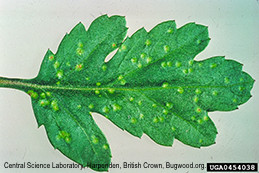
{"left": 207, "top": 163, "right": 257, "bottom": 172}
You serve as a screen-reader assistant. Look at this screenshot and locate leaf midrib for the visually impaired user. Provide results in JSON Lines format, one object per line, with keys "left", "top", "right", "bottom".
{"left": 1, "top": 78, "right": 251, "bottom": 92}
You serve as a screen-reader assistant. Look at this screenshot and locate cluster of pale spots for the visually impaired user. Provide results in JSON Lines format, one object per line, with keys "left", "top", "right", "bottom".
{"left": 0, "top": 15, "right": 254, "bottom": 172}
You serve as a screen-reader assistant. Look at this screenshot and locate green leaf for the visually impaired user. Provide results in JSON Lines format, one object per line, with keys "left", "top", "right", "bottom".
{"left": 0, "top": 15, "right": 254, "bottom": 171}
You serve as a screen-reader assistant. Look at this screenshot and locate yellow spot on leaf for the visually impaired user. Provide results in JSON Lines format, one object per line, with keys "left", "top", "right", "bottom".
{"left": 164, "top": 45, "right": 170, "bottom": 53}
{"left": 194, "top": 96, "right": 199, "bottom": 103}
{"left": 167, "top": 61, "right": 172, "bottom": 67}
{"left": 167, "top": 28, "right": 173, "bottom": 33}
{"left": 131, "top": 57, "right": 137, "bottom": 63}
{"left": 161, "top": 62, "right": 167, "bottom": 67}
{"left": 102, "top": 106, "right": 109, "bottom": 113}
{"left": 137, "top": 63, "right": 142, "bottom": 68}
{"left": 56, "top": 70, "right": 63, "bottom": 79}
{"left": 112, "top": 43, "right": 117, "bottom": 48}
{"left": 146, "top": 57, "right": 152, "bottom": 63}
{"left": 88, "top": 104, "right": 94, "bottom": 109}
{"left": 210, "top": 63, "right": 217, "bottom": 68}
{"left": 145, "top": 39, "right": 151, "bottom": 46}
{"left": 54, "top": 61, "right": 60, "bottom": 69}
{"left": 103, "top": 144, "right": 108, "bottom": 150}
{"left": 153, "top": 117, "right": 159, "bottom": 123}
{"left": 195, "top": 89, "right": 201, "bottom": 94}
{"left": 108, "top": 89, "right": 115, "bottom": 94}
{"left": 203, "top": 116, "right": 209, "bottom": 121}
{"left": 140, "top": 53, "right": 146, "bottom": 59}
{"left": 177, "top": 87, "right": 184, "bottom": 94}
{"left": 102, "top": 64, "right": 107, "bottom": 71}
{"left": 48, "top": 55, "right": 54, "bottom": 61}
{"left": 75, "top": 64, "right": 83, "bottom": 71}
{"left": 175, "top": 61, "right": 181, "bottom": 68}
{"left": 130, "top": 117, "right": 137, "bottom": 124}
{"left": 112, "top": 103, "right": 121, "bottom": 111}
{"left": 212, "top": 91, "right": 218, "bottom": 96}
{"left": 76, "top": 48, "right": 84, "bottom": 55}
{"left": 162, "top": 82, "right": 169, "bottom": 88}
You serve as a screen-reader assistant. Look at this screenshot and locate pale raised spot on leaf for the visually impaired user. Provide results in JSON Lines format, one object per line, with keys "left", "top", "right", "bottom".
{"left": 212, "top": 90, "right": 218, "bottom": 96}
{"left": 66, "top": 62, "right": 71, "bottom": 67}
{"left": 108, "top": 88, "right": 115, "bottom": 94}
{"left": 161, "top": 61, "right": 167, "bottom": 68}
{"left": 46, "top": 92, "right": 51, "bottom": 97}
{"left": 162, "top": 109, "right": 168, "bottom": 115}
{"left": 129, "top": 97, "right": 134, "bottom": 102}
{"left": 88, "top": 104, "right": 94, "bottom": 109}
{"left": 112, "top": 43, "right": 117, "bottom": 48}
{"left": 145, "top": 39, "right": 151, "bottom": 46}
{"left": 166, "top": 102, "right": 173, "bottom": 109}
{"left": 182, "top": 69, "right": 188, "bottom": 74}
{"left": 78, "top": 42, "right": 83, "bottom": 48}
{"left": 54, "top": 61, "right": 60, "bottom": 69}
{"left": 112, "top": 103, "right": 121, "bottom": 111}
{"left": 51, "top": 100, "right": 59, "bottom": 111}
{"left": 91, "top": 135, "right": 99, "bottom": 144}
{"left": 203, "top": 116, "right": 209, "bottom": 121}
{"left": 56, "top": 70, "right": 63, "bottom": 79}
{"left": 119, "top": 44, "right": 127, "bottom": 51}
{"left": 163, "top": 45, "right": 170, "bottom": 53}
{"left": 177, "top": 87, "right": 184, "bottom": 94}
{"left": 102, "top": 106, "right": 109, "bottom": 113}
{"left": 130, "top": 117, "right": 137, "bottom": 124}
{"left": 40, "top": 93, "right": 46, "bottom": 98}
{"left": 159, "top": 116, "right": 165, "bottom": 122}
{"left": 77, "top": 105, "right": 82, "bottom": 109}
{"left": 193, "top": 96, "right": 199, "bottom": 103}
{"left": 196, "top": 107, "right": 202, "bottom": 113}
{"left": 167, "top": 61, "right": 173, "bottom": 67}
{"left": 118, "top": 75, "right": 123, "bottom": 80}
{"left": 75, "top": 64, "right": 84, "bottom": 71}
{"left": 175, "top": 61, "right": 181, "bottom": 67}
{"left": 102, "top": 64, "right": 107, "bottom": 71}
{"left": 48, "top": 55, "right": 55, "bottom": 61}
{"left": 210, "top": 63, "right": 217, "bottom": 68}
{"left": 95, "top": 90, "right": 100, "bottom": 95}
{"left": 167, "top": 28, "right": 173, "bottom": 33}
{"left": 39, "top": 99, "right": 50, "bottom": 107}
{"left": 76, "top": 48, "right": 84, "bottom": 55}
{"left": 120, "top": 79, "right": 126, "bottom": 85}
{"left": 232, "top": 98, "right": 237, "bottom": 103}
{"left": 103, "top": 144, "right": 109, "bottom": 150}
{"left": 224, "top": 77, "right": 230, "bottom": 84}
{"left": 189, "top": 60, "right": 194, "bottom": 66}
{"left": 152, "top": 104, "right": 157, "bottom": 108}
{"left": 131, "top": 57, "right": 137, "bottom": 63}
{"left": 146, "top": 57, "right": 152, "bottom": 63}
{"left": 137, "top": 63, "right": 142, "bottom": 68}
{"left": 195, "top": 89, "right": 202, "bottom": 94}
{"left": 197, "top": 119, "right": 203, "bottom": 124}
{"left": 153, "top": 117, "right": 159, "bottom": 123}
{"left": 162, "top": 82, "right": 169, "bottom": 88}
{"left": 140, "top": 53, "right": 146, "bottom": 59}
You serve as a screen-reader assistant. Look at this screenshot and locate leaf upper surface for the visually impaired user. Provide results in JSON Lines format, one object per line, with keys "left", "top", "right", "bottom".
{"left": 5, "top": 15, "right": 253, "bottom": 171}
